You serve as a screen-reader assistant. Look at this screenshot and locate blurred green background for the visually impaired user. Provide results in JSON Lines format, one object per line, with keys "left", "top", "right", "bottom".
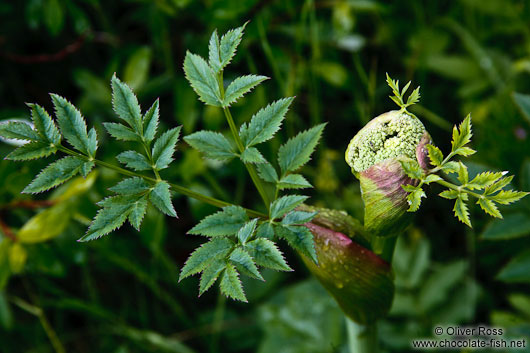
{"left": 1, "top": 0, "right": 530, "bottom": 352}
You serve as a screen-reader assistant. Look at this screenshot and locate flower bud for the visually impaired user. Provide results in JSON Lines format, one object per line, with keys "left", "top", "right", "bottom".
{"left": 345, "top": 110, "right": 432, "bottom": 237}
{"left": 302, "top": 222, "right": 394, "bottom": 324}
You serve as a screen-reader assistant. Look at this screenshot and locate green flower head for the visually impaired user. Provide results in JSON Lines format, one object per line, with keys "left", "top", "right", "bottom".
{"left": 345, "top": 110, "right": 432, "bottom": 237}
{"left": 345, "top": 110, "right": 427, "bottom": 175}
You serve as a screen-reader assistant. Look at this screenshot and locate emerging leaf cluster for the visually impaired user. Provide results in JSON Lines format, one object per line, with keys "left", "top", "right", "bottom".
{"left": 386, "top": 73, "right": 421, "bottom": 113}
{"left": 181, "top": 24, "right": 324, "bottom": 301}
{"left": 398, "top": 112, "right": 528, "bottom": 227}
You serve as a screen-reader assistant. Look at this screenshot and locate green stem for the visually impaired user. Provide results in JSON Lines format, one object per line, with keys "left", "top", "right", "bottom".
{"left": 435, "top": 179, "right": 484, "bottom": 199}
{"left": 56, "top": 145, "right": 266, "bottom": 219}
{"left": 346, "top": 317, "right": 378, "bottom": 353}
{"left": 218, "top": 72, "right": 271, "bottom": 212}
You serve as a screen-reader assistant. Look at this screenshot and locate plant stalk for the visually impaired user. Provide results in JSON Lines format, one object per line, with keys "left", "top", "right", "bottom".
{"left": 346, "top": 317, "right": 378, "bottom": 353}
{"left": 56, "top": 145, "right": 267, "bottom": 219}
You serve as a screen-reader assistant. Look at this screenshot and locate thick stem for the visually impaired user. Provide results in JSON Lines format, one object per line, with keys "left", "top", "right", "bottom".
{"left": 346, "top": 317, "right": 378, "bottom": 353}
{"left": 56, "top": 145, "right": 266, "bottom": 219}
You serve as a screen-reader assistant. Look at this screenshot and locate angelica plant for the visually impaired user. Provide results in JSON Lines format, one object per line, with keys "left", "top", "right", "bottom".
{"left": 346, "top": 73, "right": 528, "bottom": 234}
{"left": 0, "top": 24, "right": 325, "bottom": 302}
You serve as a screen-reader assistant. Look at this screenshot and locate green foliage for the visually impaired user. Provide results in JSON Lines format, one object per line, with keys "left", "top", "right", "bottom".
{"left": 183, "top": 131, "right": 236, "bottom": 161}
{"left": 223, "top": 75, "right": 268, "bottom": 107}
{"left": 391, "top": 78, "right": 528, "bottom": 227}
{"left": 278, "top": 124, "right": 326, "bottom": 175}
{"left": 386, "top": 73, "right": 421, "bottom": 113}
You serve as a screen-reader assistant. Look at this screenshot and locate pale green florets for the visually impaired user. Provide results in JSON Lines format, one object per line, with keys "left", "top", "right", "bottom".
{"left": 345, "top": 110, "right": 426, "bottom": 173}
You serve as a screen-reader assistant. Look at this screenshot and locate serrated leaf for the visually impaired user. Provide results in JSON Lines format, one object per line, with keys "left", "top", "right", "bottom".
{"left": 451, "top": 114, "right": 472, "bottom": 153}
{"left": 179, "top": 237, "right": 233, "bottom": 280}
{"left": 457, "top": 162, "right": 469, "bottom": 184}
{"left": 255, "top": 222, "right": 274, "bottom": 239}
{"left": 103, "top": 122, "right": 139, "bottom": 142}
{"left": 149, "top": 181, "right": 177, "bottom": 217}
{"left": 277, "top": 174, "right": 312, "bottom": 190}
{"left": 490, "top": 190, "right": 529, "bottom": 205}
{"left": 245, "top": 238, "right": 291, "bottom": 271}
{"left": 199, "top": 260, "right": 226, "bottom": 295}
{"left": 278, "top": 124, "right": 325, "bottom": 174}
{"left": 400, "top": 159, "right": 424, "bottom": 180}
{"left": 6, "top": 141, "right": 56, "bottom": 161}
{"left": 240, "top": 147, "right": 266, "bottom": 164}
{"left": 441, "top": 161, "right": 460, "bottom": 174}
{"left": 407, "top": 86, "right": 421, "bottom": 106}
{"left": 276, "top": 225, "right": 317, "bottom": 263}
{"left": 477, "top": 198, "right": 502, "bottom": 218}
{"left": 111, "top": 74, "right": 142, "bottom": 132}
{"left": 220, "top": 263, "right": 247, "bottom": 302}
{"left": 426, "top": 144, "right": 443, "bottom": 167}
{"left": 282, "top": 211, "right": 317, "bottom": 225}
{"left": 128, "top": 196, "right": 148, "bottom": 230}
{"left": 109, "top": 177, "right": 151, "bottom": 195}
{"left": 256, "top": 162, "right": 278, "bottom": 182}
{"left": 80, "top": 161, "right": 94, "bottom": 177}
{"left": 0, "top": 121, "right": 40, "bottom": 141}
{"left": 405, "top": 187, "right": 426, "bottom": 212}
{"left": 467, "top": 171, "right": 504, "bottom": 190}
{"left": 143, "top": 99, "right": 159, "bottom": 143}
{"left": 116, "top": 151, "right": 152, "bottom": 171}
{"left": 28, "top": 104, "right": 61, "bottom": 144}
{"left": 439, "top": 189, "right": 459, "bottom": 199}
{"left": 152, "top": 126, "right": 182, "bottom": 170}
{"left": 223, "top": 75, "right": 268, "bottom": 107}
{"left": 239, "top": 98, "right": 294, "bottom": 147}
{"left": 209, "top": 24, "right": 246, "bottom": 74}
{"left": 423, "top": 174, "right": 442, "bottom": 184}
{"left": 270, "top": 195, "right": 309, "bottom": 220}
{"left": 454, "top": 196, "right": 472, "bottom": 227}
{"left": 183, "top": 52, "right": 222, "bottom": 106}
{"left": 237, "top": 219, "right": 258, "bottom": 244}
{"left": 51, "top": 94, "right": 93, "bottom": 156}
{"left": 229, "top": 247, "right": 263, "bottom": 280}
{"left": 87, "top": 128, "right": 97, "bottom": 157}
{"left": 189, "top": 205, "right": 248, "bottom": 237}
{"left": 184, "top": 131, "right": 236, "bottom": 161}
{"left": 454, "top": 146, "right": 476, "bottom": 157}
{"left": 485, "top": 175, "right": 513, "bottom": 195}
{"left": 23, "top": 156, "right": 84, "bottom": 193}
{"left": 208, "top": 29, "right": 222, "bottom": 73}
{"left": 79, "top": 195, "right": 135, "bottom": 241}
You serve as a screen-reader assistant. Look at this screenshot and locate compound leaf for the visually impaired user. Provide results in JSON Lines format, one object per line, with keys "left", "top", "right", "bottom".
{"left": 237, "top": 218, "right": 258, "bottom": 244}
{"left": 277, "top": 174, "right": 312, "bottom": 190}
{"left": 28, "top": 104, "right": 61, "bottom": 144}
{"left": 51, "top": 94, "right": 93, "bottom": 156}
{"left": 143, "top": 99, "right": 159, "bottom": 143}
{"left": 183, "top": 52, "right": 222, "bottom": 106}
{"left": 184, "top": 131, "right": 236, "bottom": 161}
{"left": 152, "top": 126, "right": 182, "bottom": 170}
{"left": 278, "top": 124, "right": 325, "bottom": 174}
{"left": 220, "top": 263, "right": 246, "bottom": 302}
{"left": 240, "top": 98, "right": 294, "bottom": 147}
{"left": 116, "top": 151, "right": 152, "bottom": 171}
{"left": 179, "top": 237, "right": 233, "bottom": 280}
{"left": 199, "top": 260, "right": 226, "bottom": 295}
{"left": 189, "top": 205, "right": 248, "bottom": 237}
{"left": 109, "top": 177, "right": 151, "bottom": 195}
{"left": 111, "top": 74, "right": 142, "bottom": 132}
{"left": 103, "top": 122, "right": 139, "bottom": 142}
{"left": 223, "top": 75, "right": 268, "bottom": 107}
{"left": 229, "top": 247, "right": 262, "bottom": 280}
{"left": 270, "top": 195, "right": 309, "bottom": 220}
{"left": 0, "top": 121, "right": 40, "bottom": 141}
{"left": 149, "top": 181, "right": 176, "bottom": 217}
{"left": 6, "top": 141, "right": 56, "bottom": 161}
{"left": 23, "top": 156, "right": 84, "bottom": 194}
{"left": 245, "top": 238, "right": 291, "bottom": 271}
{"left": 276, "top": 225, "right": 317, "bottom": 264}
{"left": 256, "top": 162, "right": 278, "bottom": 183}
{"left": 454, "top": 196, "right": 472, "bottom": 227}
{"left": 240, "top": 147, "right": 266, "bottom": 164}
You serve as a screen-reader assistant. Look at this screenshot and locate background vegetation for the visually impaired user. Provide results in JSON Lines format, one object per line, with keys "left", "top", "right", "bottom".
{"left": 0, "top": 0, "right": 529, "bottom": 352}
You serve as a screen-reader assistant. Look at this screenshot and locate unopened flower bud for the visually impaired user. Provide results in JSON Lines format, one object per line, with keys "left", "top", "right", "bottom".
{"left": 345, "top": 110, "right": 432, "bottom": 237}
{"left": 302, "top": 221, "right": 394, "bottom": 324}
